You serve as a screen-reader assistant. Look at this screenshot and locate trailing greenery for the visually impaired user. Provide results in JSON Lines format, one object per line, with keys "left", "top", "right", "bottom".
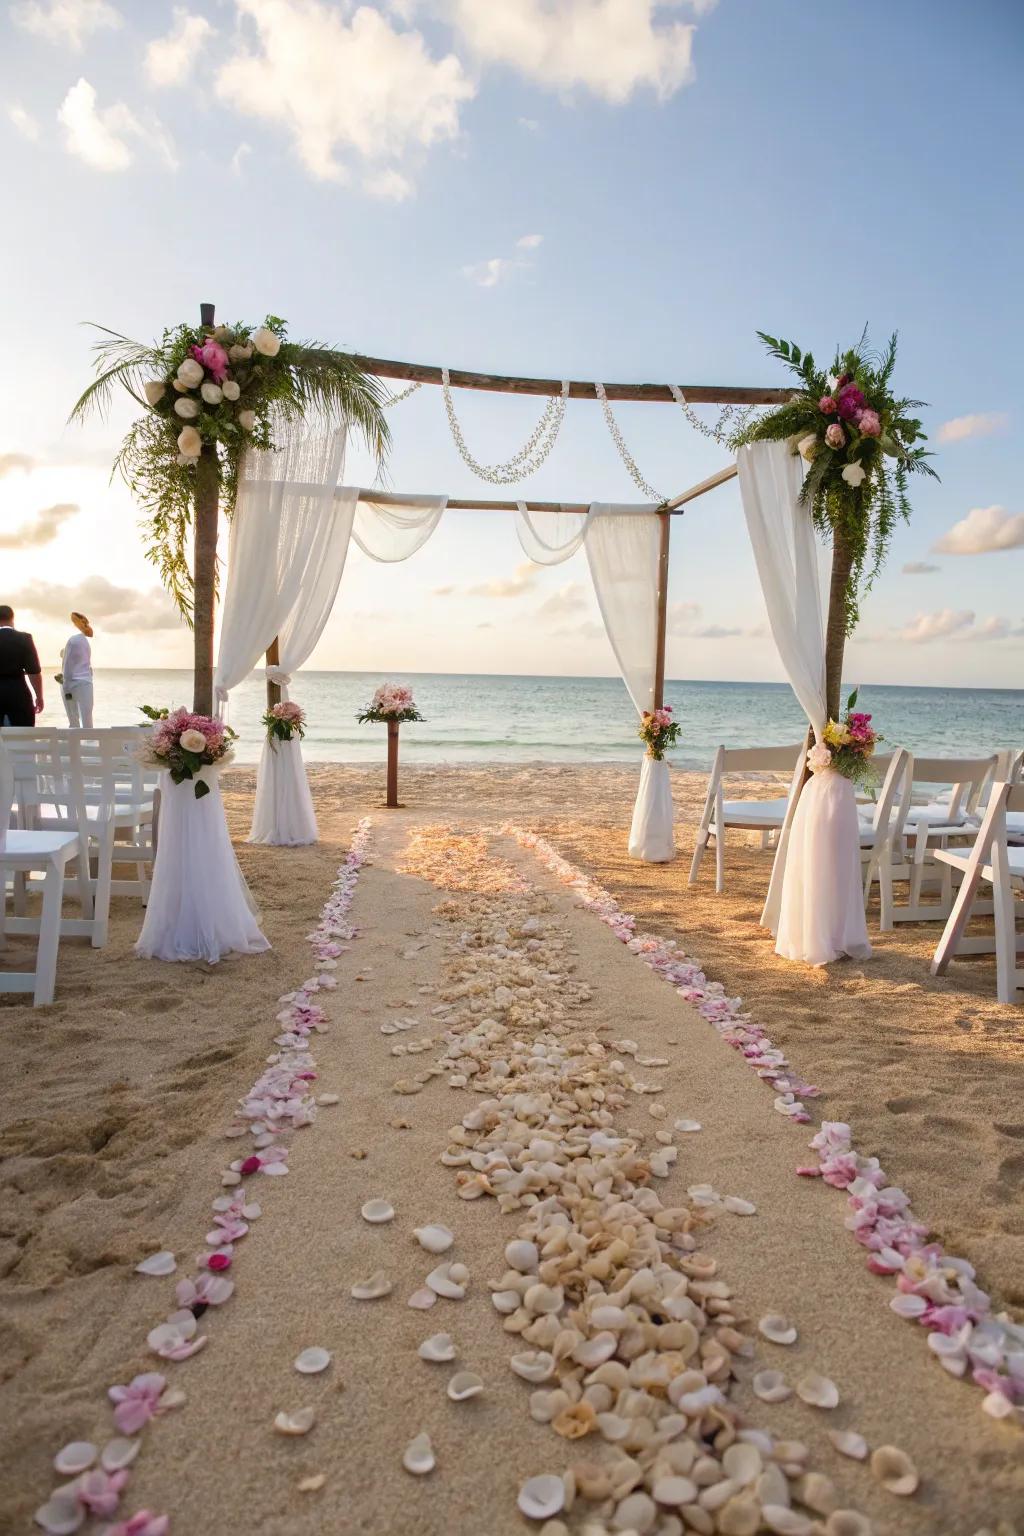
{"left": 732, "top": 330, "right": 937, "bottom": 632}
{"left": 70, "top": 316, "right": 390, "bottom": 623}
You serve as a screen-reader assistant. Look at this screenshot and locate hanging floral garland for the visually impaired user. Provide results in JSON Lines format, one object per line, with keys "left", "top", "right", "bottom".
{"left": 441, "top": 370, "right": 569, "bottom": 484}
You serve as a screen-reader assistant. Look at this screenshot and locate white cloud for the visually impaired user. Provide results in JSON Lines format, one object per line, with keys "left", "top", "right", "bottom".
{"left": 230, "top": 141, "right": 251, "bottom": 176}
{"left": 466, "top": 561, "right": 538, "bottom": 598}
{"left": 144, "top": 7, "right": 216, "bottom": 88}
{"left": 450, "top": 0, "right": 698, "bottom": 103}
{"left": 896, "top": 609, "right": 975, "bottom": 644}
{"left": 363, "top": 166, "right": 414, "bottom": 201}
{"left": 517, "top": 232, "right": 543, "bottom": 249}
{"left": 57, "top": 77, "right": 177, "bottom": 173}
{"left": 937, "top": 412, "right": 1009, "bottom": 444}
{"left": 11, "top": 575, "right": 183, "bottom": 633}
{"left": 517, "top": 115, "right": 540, "bottom": 131}
{"left": 933, "top": 505, "right": 1024, "bottom": 556}
{"left": 0, "top": 452, "right": 35, "bottom": 478}
{"left": 901, "top": 561, "right": 940, "bottom": 575}
{"left": 463, "top": 232, "right": 543, "bottom": 287}
{"left": 667, "top": 599, "right": 741, "bottom": 638}
{"left": 11, "top": 0, "right": 119, "bottom": 48}
{"left": 0, "top": 501, "right": 78, "bottom": 550}
{"left": 7, "top": 104, "right": 41, "bottom": 141}
{"left": 216, "top": 0, "right": 475, "bottom": 185}
{"left": 537, "top": 581, "right": 587, "bottom": 618}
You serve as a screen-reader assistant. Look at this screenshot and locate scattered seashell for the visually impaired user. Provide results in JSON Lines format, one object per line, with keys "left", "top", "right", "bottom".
{"left": 418, "top": 1333, "right": 457, "bottom": 1362}
{"left": 274, "top": 1407, "right": 315, "bottom": 1435}
{"left": 518, "top": 1474, "right": 566, "bottom": 1521}
{"left": 54, "top": 1441, "right": 97, "bottom": 1476}
{"left": 350, "top": 1272, "right": 393, "bottom": 1300}
{"left": 294, "top": 1347, "right": 331, "bottom": 1375}
{"left": 427, "top": 1262, "right": 469, "bottom": 1299}
{"left": 407, "top": 1287, "right": 437, "bottom": 1310}
{"left": 413, "top": 1224, "right": 454, "bottom": 1254}
{"left": 674, "top": 1118, "right": 702, "bottom": 1133}
{"left": 361, "top": 1199, "right": 395, "bottom": 1224}
{"left": 510, "top": 1350, "right": 556, "bottom": 1383}
{"left": 753, "top": 1369, "right": 792, "bottom": 1403}
{"left": 796, "top": 1473, "right": 838, "bottom": 1516}
{"left": 297, "top": 1473, "right": 326, "bottom": 1492}
{"left": 505, "top": 1238, "right": 539, "bottom": 1272}
{"left": 447, "top": 1370, "right": 484, "bottom": 1401}
{"left": 32, "top": 1494, "right": 84, "bottom": 1535}
{"left": 796, "top": 1373, "right": 839, "bottom": 1409}
{"left": 869, "top": 1445, "right": 918, "bottom": 1497}
{"left": 316, "top": 1093, "right": 340, "bottom": 1106}
{"left": 824, "top": 1515, "right": 873, "bottom": 1536}
{"left": 762, "top": 1510, "right": 815, "bottom": 1536}
{"left": 759, "top": 1314, "right": 798, "bottom": 1346}
{"left": 100, "top": 1438, "right": 141, "bottom": 1473}
{"left": 652, "top": 1475, "right": 699, "bottom": 1506}
{"left": 613, "top": 1491, "right": 657, "bottom": 1531}
{"left": 403, "top": 1432, "right": 435, "bottom": 1475}
{"left": 829, "top": 1430, "right": 868, "bottom": 1461}
{"left": 134, "top": 1251, "right": 176, "bottom": 1277}
{"left": 723, "top": 1196, "right": 757, "bottom": 1216}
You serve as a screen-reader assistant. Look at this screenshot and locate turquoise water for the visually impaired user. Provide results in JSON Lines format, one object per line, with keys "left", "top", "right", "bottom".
{"left": 42, "top": 670, "right": 1024, "bottom": 769}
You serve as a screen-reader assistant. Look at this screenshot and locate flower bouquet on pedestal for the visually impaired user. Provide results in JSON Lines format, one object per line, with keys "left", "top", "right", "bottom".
{"left": 139, "top": 708, "right": 236, "bottom": 799}
{"left": 638, "top": 705, "right": 681, "bottom": 761}
{"left": 357, "top": 684, "right": 423, "bottom": 808}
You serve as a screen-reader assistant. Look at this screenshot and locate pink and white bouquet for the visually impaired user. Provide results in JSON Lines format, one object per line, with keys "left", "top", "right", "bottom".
{"left": 139, "top": 708, "right": 236, "bottom": 799}
{"left": 808, "top": 688, "right": 881, "bottom": 788}
{"left": 261, "top": 699, "right": 306, "bottom": 744}
{"left": 638, "top": 704, "right": 681, "bottom": 761}
{"left": 357, "top": 682, "right": 424, "bottom": 725}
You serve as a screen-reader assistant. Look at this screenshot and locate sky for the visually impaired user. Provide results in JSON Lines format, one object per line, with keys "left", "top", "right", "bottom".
{"left": 1, "top": 0, "right": 1022, "bottom": 688}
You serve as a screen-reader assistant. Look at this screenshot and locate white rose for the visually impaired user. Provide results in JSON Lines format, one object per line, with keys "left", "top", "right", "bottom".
{"left": 222, "top": 379, "right": 240, "bottom": 401}
{"left": 172, "top": 379, "right": 189, "bottom": 393}
{"left": 177, "top": 425, "right": 202, "bottom": 458}
{"left": 176, "top": 358, "right": 204, "bottom": 388}
{"left": 841, "top": 461, "right": 867, "bottom": 487}
{"left": 143, "top": 379, "right": 166, "bottom": 406}
{"left": 175, "top": 396, "right": 199, "bottom": 419}
{"left": 179, "top": 728, "right": 207, "bottom": 752}
{"left": 213, "top": 325, "right": 231, "bottom": 341}
{"left": 797, "top": 433, "right": 818, "bottom": 462}
{"left": 252, "top": 327, "right": 281, "bottom": 358}
{"left": 238, "top": 409, "right": 256, "bottom": 432}
{"left": 228, "top": 343, "right": 252, "bottom": 361}
{"left": 201, "top": 381, "right": 223, "bottom": 405}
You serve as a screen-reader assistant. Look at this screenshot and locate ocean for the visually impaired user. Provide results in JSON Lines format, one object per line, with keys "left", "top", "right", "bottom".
{"left": 39, "top": 671, "right": 1024, "bottom": 768}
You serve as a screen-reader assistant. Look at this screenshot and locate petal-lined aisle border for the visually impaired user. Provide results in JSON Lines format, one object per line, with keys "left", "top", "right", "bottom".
{"left": 33, "top": 820, "right": 374, "bottom": 1536}
{"left": 506, "top": 825, "right": 1024, "bottom": 1427}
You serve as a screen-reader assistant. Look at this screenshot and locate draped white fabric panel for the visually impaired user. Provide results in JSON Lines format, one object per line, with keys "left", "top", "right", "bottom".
{"left": 737, "top": 441, "right": 870, "bottom": 963}
{"left": 352, "top": 492, "right": 447, "bottom": 561}
{"left": 250, "top": 735, "right": 318, "bottom": 846}
{"left": 585, "top": 504, "right": 662, "bottom": 716}
{"left": 514, "top": 502, "right": 587, "bottom": 565}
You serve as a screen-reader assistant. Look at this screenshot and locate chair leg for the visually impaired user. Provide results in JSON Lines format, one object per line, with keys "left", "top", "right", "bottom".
{"left": 34, "top": 860, "right": 64, "bottom": 1006}
{"left": 715, "top": 831, "right": 724, "bottom": 894}
{"left": 992, "top": 856, "right": 1018, "bottom": 1005}
{"left": 931, "top": 864, "right": 982, "bottom": 978}
{"left": 91, "top": 822, "right": 115, "bottom": 948}
{"left": 879, "top": 860, "right": 894, "bottom": 932}
{"left": 688, "top": 833, "right": 707, "bottom": 886}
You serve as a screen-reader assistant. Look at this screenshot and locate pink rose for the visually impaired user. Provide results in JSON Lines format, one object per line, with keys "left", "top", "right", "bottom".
{"left": 825, "top": 423, "right": 845, "bottom": 449}
{"left": 857, "top": 408, "right": 882, "bottom": 437}
{"left": 193, "top": 339, "right": 229, "bottom": 384}
{"left": 836, "top": 384, "right": 866, "bottom": 420}
{"left": 818, "top": 395, "right": 837, "bottom": 414}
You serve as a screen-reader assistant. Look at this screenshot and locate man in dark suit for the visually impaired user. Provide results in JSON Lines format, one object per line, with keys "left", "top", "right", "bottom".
{"left": 0, "top": 604, "right": 44, "bottom": 726}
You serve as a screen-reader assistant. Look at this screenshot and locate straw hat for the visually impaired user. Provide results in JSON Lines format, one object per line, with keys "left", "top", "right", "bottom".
{"left": 71, "top": 611, "right": 94, "bottom": 638}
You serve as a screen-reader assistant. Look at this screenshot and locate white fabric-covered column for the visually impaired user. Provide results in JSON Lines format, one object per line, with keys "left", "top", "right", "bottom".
{"left": 585, "top": 505, "right": 674, "bottom": 863}
{"left": 738, "top": 442, "right": 871, "bottom": 965}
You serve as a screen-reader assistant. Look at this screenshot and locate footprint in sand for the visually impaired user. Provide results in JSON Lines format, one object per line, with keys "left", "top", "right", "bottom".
{"left": 885, "top": 1094, "right": 933, "bottom": 1114}
{"left": 994, "top": 1122, "right": 1024, "bottom": 1139}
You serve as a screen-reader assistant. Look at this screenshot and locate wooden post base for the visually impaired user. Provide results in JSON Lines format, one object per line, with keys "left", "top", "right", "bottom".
{"left": 386, "top": 720, "right": 400, "bottom": 808}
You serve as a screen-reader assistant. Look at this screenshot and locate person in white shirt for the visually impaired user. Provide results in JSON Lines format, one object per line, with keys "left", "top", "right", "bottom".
{"left": 59, "top": 611, "right": 94, "bottom": 728}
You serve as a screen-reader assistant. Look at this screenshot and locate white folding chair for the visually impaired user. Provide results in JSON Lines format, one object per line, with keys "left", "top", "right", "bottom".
{"left": 931, "top": 782, "right": 1024, "bottom": 1004}
{"left": 858, "top": 747, "right": 912, "bottom": 931}
{"left": 887, "top": 754, "right": 997, "bottom": 923}
{"left": 689, "top": 741, "right": 806, "bottom": 892}
{"left": 1, "top": 743, "right": 84, "bottom": 1005}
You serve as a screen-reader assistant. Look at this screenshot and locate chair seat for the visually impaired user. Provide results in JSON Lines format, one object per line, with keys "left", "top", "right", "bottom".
{"left": 1, "top": 830, "right": 80, "bottom": 863}
{"left": 903, "top": 802, "right": 978, "bottom": 830}
{"left": 935, "top": 846, "right": 1024, "bottom": 882}
{"left": 713, "top": 797, "right": 789, "bottom": 829}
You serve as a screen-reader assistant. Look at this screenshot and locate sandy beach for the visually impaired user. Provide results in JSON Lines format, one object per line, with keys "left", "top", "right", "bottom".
{"left": 1, "top": 764, "right": 1022, "bottom": 1535}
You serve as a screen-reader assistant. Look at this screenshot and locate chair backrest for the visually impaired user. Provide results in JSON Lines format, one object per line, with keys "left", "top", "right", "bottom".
{"left": 0, "top": 727, "right": 73, "bottom": 818}
{"left": 906, "top": 754, "right": 998, "bottom": 821}
{"left": 718, "top": 742, "right": 806, "bottom": 774}
{"left": 867, "top": 747, "right": 911, "bottom": 838}
{"left": 0, "top": 743, "right": 14, "bottom": 838}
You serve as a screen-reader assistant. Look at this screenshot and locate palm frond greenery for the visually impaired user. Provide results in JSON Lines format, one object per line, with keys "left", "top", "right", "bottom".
{"left": 70, "top": 315, "right": 390, "bottom": 622}
{"left": 732, "top": 330, "right": 937, "bottom": 633}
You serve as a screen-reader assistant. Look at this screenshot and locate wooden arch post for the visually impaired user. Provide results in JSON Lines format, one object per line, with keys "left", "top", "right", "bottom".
{"left": 653, "top": 508, "right": 671, "bottom": 711}
{"left": 193, "top": 300, "right": 218, "bottom": 716}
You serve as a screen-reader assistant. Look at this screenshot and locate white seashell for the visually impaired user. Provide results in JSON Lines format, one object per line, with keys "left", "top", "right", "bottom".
{"left": 505, "top": 1238, "right": 539, "bottom": 1272}
{"left": 447, "top": 1369, "right": 484, "bottom": 1401}
{"left": 869, "top": 1445, "right": 918, "bottom": 1496}
{"left": 403, "top": 1432, "right": 435, "bottom": 1475}
{"left": 510, "top": 1350, "right": 556, "bottom": 1383}
{"left": 54, "top": 1441, "right": 97, "bottom": 1475}
{"left": 274, "top": 1407, "right": 315, "bottom": 1435}
{"left": 361, "top": 1199, "right": 395, "bottom": 1224}
{"left": 418, "top": 1333, "right": 457, "bottom": 1362}
{"left": 795, "top": 1372, "right": 839, "bottom": 1409}
{"left": 492, "top": 1289, "right": 522, "bottom": 1314}
{"left": 427, "top": 1262, "right": 468, "bottom": 1299}
{"left": 652, "top": 1475, "right": 698, "bottom": 1506}
{"left": 407, "top": 1287, "right": 437, "bottom": 1309}
{"left": 413, "top": 1224, "right": 454, "bottom": 1254}
{"left": 100, "top": 1438, "right": 141, "bottom": 1472}
{"left": 518, "top": 1474, "right": 566, "bottom": 1520}
{"left": 572, "top": 1332, "right": 618, "bottom": 1368}
{"left": 294, "top": 1347, "right": 331, "bottom": 1375}
{"left": 134, "top": 1250, "right": 176, "bottom": 1277}
{"left": 762, "top": 1509, "right": 815, "bottom": 1536}
{"left": 31, "top": 1494, "right": 84, "bottom": 1535}
{"left": 613, "top": 1491, "right": 657, "bottom": 1531}
{"left": 316, "top": 1093, "right": 340, "bottom": 1105}
{"left": 524, "top": 1282, "right": 563, "bottom": 1314}
{"left": 297, "top": 1474, "right": 326, "bottom": 1492}
{"left": 722, "top": 1443, "right": 762, "bottom": 1486}
{"left": 758, "top": 1313, "right": 798, "bottom": 1345}
{"left": 723, "top": 1196, "right": 757, "bottom": 1216}
{"left": 753, "top": 1369, "right": 792, "bottom": 1403}
{"left": 674, "top": 1119, "right": 702, "bottom": 1133}
{"left": 828, "top": 1430, "right": 868, "bottom": 1460}
{"left": 823, "top": 1515, "right": 873, "bottom": 1536}
{"left": 350, "top": 1271, "right": 393, "bottom": 1300}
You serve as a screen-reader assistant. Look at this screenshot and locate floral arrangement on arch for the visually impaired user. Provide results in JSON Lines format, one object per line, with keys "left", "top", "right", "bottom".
{"left": 262, "top": 700, "right": 306, "bottom": 744}
{"left": 139, "top": 708, "right": 236, "bottom": 799}
{"left": 638, "top": 704, "right": 680, "bottom": 761}
{"left": 807, "top": 690, "right": 881, "bottom": 788}
{"left": 357, "top": 683, "right": 424, "bottom": 725}
{"left": 69, "top": 315, "right": 389, "bottom": 619}
{"left": 733, "top": 331, "right": 937, "bottom": 630}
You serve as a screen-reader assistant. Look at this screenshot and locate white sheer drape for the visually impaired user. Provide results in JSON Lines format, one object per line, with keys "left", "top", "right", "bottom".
{"left": 353, "top": 492, "right": 447, "bottom": 561}
{"left": 737, "top": 442, "right": 871, "bottom": 965}
{"left": 515, "top": 502, "right": 587, "bottom": 565}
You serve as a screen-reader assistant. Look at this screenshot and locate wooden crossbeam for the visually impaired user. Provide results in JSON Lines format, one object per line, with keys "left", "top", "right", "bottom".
{"left": 352, "top": 353, "right": 788, "bottom": 406}
{"left": 355, "top": 464, "right": 738, "bottom": 517}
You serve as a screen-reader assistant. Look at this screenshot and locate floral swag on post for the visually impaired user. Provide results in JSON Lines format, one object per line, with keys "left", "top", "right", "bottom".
{"left": 357, "top": 683, "right": 424, "bottom": 725}
{"left": 807, "top": 690, "right": 881, "bottom": 786}
{"left": 262, "top": 700, "right": 306, "bottom": 744}
{"left": 139, "top": 709, "right": 236, "bottom": 799}
{"left": 638, "top": 705, "right": 680, "bottom": 762}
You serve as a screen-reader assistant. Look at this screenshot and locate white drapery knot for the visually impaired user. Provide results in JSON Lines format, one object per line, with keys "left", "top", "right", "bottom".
{"left": 265, "top": 666, "right": 292, "bottom": 686}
